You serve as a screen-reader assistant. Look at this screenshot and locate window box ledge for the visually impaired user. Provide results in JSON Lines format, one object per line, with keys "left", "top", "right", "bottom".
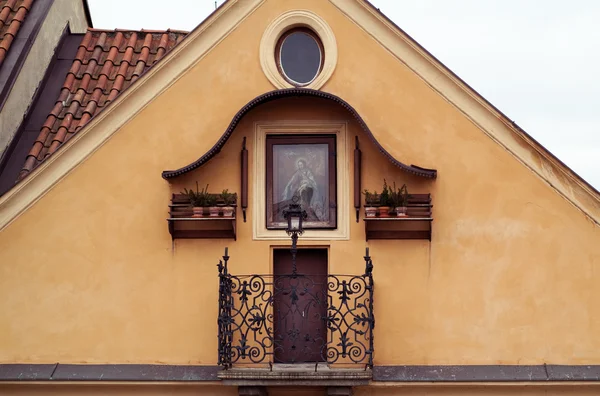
{"left": 168, "top": 193, "right": 237, "bottom": 240}
{"left": 167, "top": 217, "right": 236, "bottom": 240}
{"left": 363, "top": 193, "right": 433, "bottom": 240}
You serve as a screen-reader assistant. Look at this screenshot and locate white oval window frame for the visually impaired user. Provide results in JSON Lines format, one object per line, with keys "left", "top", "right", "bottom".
{"left": 278, "top": 30, "right": 323, "bottom": 86}
{"left": 260, "top": 10, "right": 337, "bottom": 90}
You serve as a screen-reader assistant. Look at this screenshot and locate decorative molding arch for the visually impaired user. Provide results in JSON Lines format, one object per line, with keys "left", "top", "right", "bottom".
{"left": 161, "top": 88, "right": 437, "bottom": 179}
{"left": 260, "top": 10, "right": 337, "bottom": 89}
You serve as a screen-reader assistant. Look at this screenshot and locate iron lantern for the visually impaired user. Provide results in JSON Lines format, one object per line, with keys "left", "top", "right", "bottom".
{"left": 284, "top": 202, "right": 307, "bottom": 236}
{"left": 283, "top": 197, "right": 307, "bottom": 275}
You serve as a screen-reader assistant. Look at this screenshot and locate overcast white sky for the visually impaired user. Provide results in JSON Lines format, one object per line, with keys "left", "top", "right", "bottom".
{"left": 87, "top": 0, "right": 600, "bottom": 190}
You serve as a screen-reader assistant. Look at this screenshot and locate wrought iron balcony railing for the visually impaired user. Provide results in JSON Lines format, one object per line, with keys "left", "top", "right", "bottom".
{"left": 217, "top": 250, "right": 374, "bottom": 369}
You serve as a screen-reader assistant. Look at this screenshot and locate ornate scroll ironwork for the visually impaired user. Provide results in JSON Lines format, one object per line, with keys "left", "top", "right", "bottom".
{"left": 217, "top": 248, "right": 375, "bottom": 369}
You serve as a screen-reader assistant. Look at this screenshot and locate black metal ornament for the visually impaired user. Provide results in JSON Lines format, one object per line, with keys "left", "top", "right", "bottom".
{"left": 217, "top": 247, "right": 375, "bottom": 369}
{"left": 283, "top": 196, "right": 308, "bottom": 275}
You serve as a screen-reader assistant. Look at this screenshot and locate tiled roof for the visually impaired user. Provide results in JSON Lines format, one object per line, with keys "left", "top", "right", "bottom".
{"left": 0, "top": 0, "right": 33, "bottom": 67}
{"left": 18, "top": 28, "right": 188, "bottom": 180}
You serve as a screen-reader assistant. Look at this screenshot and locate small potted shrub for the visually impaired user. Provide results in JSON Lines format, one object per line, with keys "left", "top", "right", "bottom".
{"left": 220, "top": 189, "right": 237, "bottom": 218}
{"left": 378, "top": 179, "right": 392, "bottom": 218}
{"left": 391, "top": 183, "right": 410, "bottom": 217}
{"left": 206, "top": 193, "right": 219, "bottom": 217}
{"left": 182, "top": 182, "right": 208, "bottom": 217}
{"left": 363, "top": 189, "right": 378, "bottom": 218}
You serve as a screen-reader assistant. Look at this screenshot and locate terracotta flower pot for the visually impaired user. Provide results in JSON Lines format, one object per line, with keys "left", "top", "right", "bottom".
{"left": 365, "top": 207, "right": 377, "bottom": 218}
{"left": 378, "top": 206, "right": 391, "bottom": 218}
{"left": 192, "top": 207, "right": 203, "bottom": 218}
{"left": 395, "top": 206, "right": 408, "bottom": 217}
{"left": 209, "top": 206, "right": 220, "bottom": 217}
{"left": 222, "top": 206, "right": 235, "bottom": 218}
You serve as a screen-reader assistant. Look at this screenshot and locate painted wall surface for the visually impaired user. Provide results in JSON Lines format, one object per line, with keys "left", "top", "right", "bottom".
{"left": 0, "top": 0, "right": 88, "bottom": 154}
{"left": 0, "top": 0, "right": 599, "bottom": 380}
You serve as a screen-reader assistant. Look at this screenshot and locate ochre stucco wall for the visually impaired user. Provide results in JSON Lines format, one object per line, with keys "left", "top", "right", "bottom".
{"left": 0, "top": 0, "right": 599, "bottom": 377}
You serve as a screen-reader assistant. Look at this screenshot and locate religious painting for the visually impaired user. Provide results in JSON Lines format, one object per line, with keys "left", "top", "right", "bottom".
{"left": 266, "top": 135, "right": 337, "bottom": 229}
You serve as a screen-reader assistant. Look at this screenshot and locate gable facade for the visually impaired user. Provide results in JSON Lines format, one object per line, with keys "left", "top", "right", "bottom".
{"left": 0, "top": 0, "right": 598, "bottom": 395}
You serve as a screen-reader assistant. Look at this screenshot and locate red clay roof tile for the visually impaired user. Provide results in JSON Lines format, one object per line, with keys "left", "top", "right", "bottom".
{"left": 75, "top": 113, "right": 91, "bottom": 132}
{"left": 22, "top": 155, "right": 35, "bottom": 172}
{"left": 62, "top": 73, "right": 75, "bottom": 90}
{"left": 28, "top": 140, "right": 42, "bottom": 158}
{"left": 18, "top": 28, "right": 188, "bottom": 180}
{"left": 37, "top": 125, "right": 50, "bottom": 144}
{"left": 0, "top": 0, "right": 33, "bottom": 69}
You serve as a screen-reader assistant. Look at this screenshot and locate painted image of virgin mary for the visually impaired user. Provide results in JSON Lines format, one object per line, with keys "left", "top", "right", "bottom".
{"left": 282, "top": 159, "right": 325, "bottom": 221}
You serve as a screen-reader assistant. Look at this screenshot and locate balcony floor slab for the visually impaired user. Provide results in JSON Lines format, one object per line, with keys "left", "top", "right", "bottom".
{"left": 219, "top": 363, "right": 371, "bottom": 386}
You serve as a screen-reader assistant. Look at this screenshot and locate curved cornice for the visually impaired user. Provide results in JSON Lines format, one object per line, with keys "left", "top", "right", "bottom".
{"left": 161, "top": 88, "right": 437, "bottom": 179}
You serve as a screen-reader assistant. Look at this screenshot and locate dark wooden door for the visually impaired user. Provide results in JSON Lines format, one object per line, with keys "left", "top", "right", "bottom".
{"left": 273, "top": 249, "right": 328, "bottom": 363}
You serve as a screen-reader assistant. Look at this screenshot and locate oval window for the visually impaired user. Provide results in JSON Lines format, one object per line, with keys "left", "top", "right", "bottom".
{"left": 276, "top": 29, "right": 323, "bottom": 86}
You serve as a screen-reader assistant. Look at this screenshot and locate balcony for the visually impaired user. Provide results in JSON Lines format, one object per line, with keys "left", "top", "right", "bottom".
{"left": 216, "top": 250, "right": 375, "bottom": 386}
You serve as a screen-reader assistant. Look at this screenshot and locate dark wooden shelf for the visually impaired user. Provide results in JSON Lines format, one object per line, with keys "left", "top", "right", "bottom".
{"left": 364, "top": 217, "right": 432, "bottom": 241}
{"left": 168, "top": 217, "right": 236, "bottom": 240}
{"left": 168, "top": 193, "right": 237, "bottom": 240}
{"left": 363, "top": 193, "right": 433, "bottom": 240}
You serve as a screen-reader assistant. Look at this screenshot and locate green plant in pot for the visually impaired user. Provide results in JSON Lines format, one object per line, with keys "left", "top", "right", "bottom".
{"left": 206, "top": 192, "right": 219, "bottom": 217}
{"left": 363, "top": 189, "right": 379, "bottom": 218}
{"left": 182, "top": 182, "right": 209, "bottom": 217}
{"left": 378, "top": 179, "right": 393, "bottom": 217}
{"left": 220, "top": 189, "right": 237, "bottom": 218}
{"left": 391, "top": 182, "right": 410, "bottom": 217}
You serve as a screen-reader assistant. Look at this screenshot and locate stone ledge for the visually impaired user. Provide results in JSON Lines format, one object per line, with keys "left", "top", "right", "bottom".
{"left": 0, "top": 364, "right": 220, "bottom": 381}
{"left": 373, "top": 365, "right": 600, "bottom": 382}
{"left": 219, "top": 364, "right": 371, "bottom": 386}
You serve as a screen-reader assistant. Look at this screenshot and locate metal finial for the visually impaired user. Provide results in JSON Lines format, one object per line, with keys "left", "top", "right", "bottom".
{"left": 222, "top": 247, "right": 230, "bottom": 273}
{"left": 364, "top": 247, "right": 373, "bottom": 276}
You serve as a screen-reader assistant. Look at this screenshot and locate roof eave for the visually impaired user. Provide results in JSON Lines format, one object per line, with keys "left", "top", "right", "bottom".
{"left": 81, "top": 0, "right": 93, "bottom": 28}
{"left": 360, "top": 0, "right": 599, "bottom": 197}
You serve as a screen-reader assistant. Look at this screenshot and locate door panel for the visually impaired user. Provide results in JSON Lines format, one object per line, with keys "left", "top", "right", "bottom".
{"left": 273, "top": 249, "right": 327, "bottom": 363}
